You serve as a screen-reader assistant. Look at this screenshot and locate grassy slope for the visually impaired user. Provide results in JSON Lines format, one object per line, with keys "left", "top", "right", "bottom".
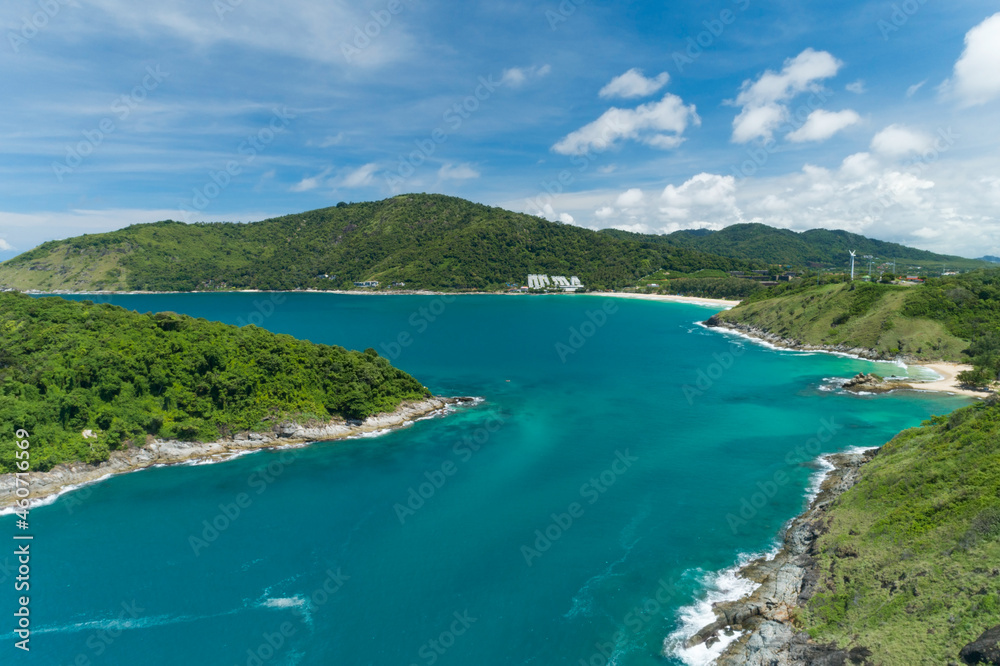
{"left": 0, "top": 194, "right": 752, "bottom": 293}
{"left": 715, "top": 281, "right": 968, "bottom": 361}
{"left": 802, "top": 399, "right": 1000, "bottom": 664}
{"left": 0, "top": 292, "right": 429, "bottom": 471}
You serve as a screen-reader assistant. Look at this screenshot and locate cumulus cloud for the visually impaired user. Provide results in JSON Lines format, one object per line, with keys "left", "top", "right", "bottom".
{"left": 438, "top": 163, "right": 480, "bottom": 180}
{"left": 599, "top": 68, "right": 670, "bottom": 99}
{"left": 943, "top": 13, "right": 1000, "bottom": 106}
{"left": 870, "top": 124, "right": 934, "bottom": 157}
{"left": 659, "top": 173, "right": 740, "bottom": 222}
{"left": 731, "top": 48, "right": 843, "bottom": 143}
{"left": 0, "top": 239, "right": 14, "bottom": 251}
{"left": 552, "top": 94, "right": 699, "bottom": 155}
{"left": 786, "top": 109, "right": 861, "bottom": 142}
{"left": 500, "top": 64, "right": 551, "bottom": 87}
{"left": 846, "top": 80, "right": 866, "bottom": 94}
{"left": 615, "top": 188, "right": 645, "bottom": 207}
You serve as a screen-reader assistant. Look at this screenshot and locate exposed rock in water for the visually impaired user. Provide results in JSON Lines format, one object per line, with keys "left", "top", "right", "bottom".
{"left": 841, "top": 372, "right": 914, "bottom": 394}
{"left": 675, "top": 448, "right": 879, "bottom": 666}
{"left": 960, "top": 624, "right": 1000, "bottom": 665}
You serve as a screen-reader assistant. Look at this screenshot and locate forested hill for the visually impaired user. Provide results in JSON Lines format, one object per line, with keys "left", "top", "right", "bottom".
{"left": 0, "top": 292, "right": 430, "bottom": 471}
{"left": 0, "top": 194, "right": 756, "bottom": 292}
{"left": 601, "top": 223, "right": 982, "bottom": 270}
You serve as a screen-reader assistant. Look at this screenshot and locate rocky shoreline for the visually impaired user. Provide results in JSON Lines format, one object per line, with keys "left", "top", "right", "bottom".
{"left": 703, "top": 316, "right": 908, "bottom": 362}
{"left": 682, "top": 448, "right": 879, "bottom": 666}
{"left": 0, "top": 396, "right": 477, "bottom": 511}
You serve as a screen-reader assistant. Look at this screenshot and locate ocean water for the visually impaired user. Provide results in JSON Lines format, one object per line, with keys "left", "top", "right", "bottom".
{"left": 1, "top": 293, "right": 971, "bottom": 665}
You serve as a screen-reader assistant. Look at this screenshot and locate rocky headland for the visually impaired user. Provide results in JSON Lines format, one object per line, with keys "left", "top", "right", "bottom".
{"left": 0, "top": 396, "right": 478, "bottom": 511}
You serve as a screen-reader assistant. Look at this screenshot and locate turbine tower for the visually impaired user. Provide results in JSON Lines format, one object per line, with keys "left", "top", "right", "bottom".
{"left": 850, "top": 250, "right": 857, "bottom": 280}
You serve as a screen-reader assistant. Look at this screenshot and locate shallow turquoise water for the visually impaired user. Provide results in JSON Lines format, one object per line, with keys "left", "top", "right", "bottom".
{"left": 1, "top": 294, "right": 971, "bottom": 665}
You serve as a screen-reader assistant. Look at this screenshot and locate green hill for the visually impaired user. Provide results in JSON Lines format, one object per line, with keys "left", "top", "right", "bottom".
{"left": 711, "top": 269, "right": 1000, "bottom": 383}
{"left": 801, "top": 398, "right": 1000, "bottom": 663}
{"left": 0, "top": 194, "right": 754, "bottom": 293}
{"left": 0, "top": 292, "right": 430, "bottom": 472}
{"left": 602, "top": 223, "right": 984, "bottom": 272}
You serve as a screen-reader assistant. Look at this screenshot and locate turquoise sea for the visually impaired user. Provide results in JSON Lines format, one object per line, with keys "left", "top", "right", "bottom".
{"left": 1, "top": 293, "right": 971, "bottom": 665}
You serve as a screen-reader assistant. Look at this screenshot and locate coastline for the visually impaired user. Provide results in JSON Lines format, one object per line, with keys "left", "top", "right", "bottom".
{"left": 705, "top": 317, "right": 990, "bottom": 399}
{"left": 582, "top": 292, "right": 740, "bottom": 308}
{"left": 0, "top": 396, "right": 475, "bottom": 512}
{"left": 22, "top": 288, "right": 740, "bottom": 309}
{"left": 676, "top": 448, "right": 879, "bottom": 665}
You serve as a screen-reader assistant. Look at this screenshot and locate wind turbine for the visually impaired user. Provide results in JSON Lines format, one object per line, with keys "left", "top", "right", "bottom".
{"left": 850, "top": 250, "right": 856, "bottom": 280}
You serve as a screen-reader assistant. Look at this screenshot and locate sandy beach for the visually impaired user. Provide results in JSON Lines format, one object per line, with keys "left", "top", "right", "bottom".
{"left": 584, "top": 292, "right": 740, "bottom": 308}
{"left": 909, "top": 362, "right": 992, "bottom": 398}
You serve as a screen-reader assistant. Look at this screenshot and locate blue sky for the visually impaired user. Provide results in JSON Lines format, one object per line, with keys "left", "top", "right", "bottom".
{"left": 2, "top": 0, "right": 999, "bottom": 261}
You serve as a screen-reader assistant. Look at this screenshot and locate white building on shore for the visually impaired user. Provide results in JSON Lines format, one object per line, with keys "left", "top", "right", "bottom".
{"left": 527, "top": 274, "right": 584, "bottom": 291}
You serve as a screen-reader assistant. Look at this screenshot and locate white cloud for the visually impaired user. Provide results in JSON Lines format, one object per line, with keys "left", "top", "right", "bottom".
{"left": 787, "top": 109, "right": 861, "bottom": 142}
{"left": 339, "top": 163, "right": 378, "bottom": 188}
{"left": 0, "top": 239, "right": 13, "bottom": 251}
{"left": 731, "top": 48, "right": 843, "bottom": 143}
{"left": 870, "top": 124, "right": 934, "bottom": 157}
{"left": 615, "top": 188, "right": 645, "bottom": 207}
{"left": 846, "top": 80, "right": 866, "bottom": 94}
{"left": 595, "top": 206, "right": 615, "bottom": 219}
{"left": 944, "top": 13, "right": 1000, "bottom": 106}
{"left": 659, "top": 173, "right": 741, "bottom": 224}
{"left": 438, "top": 163, "right": 480, "bottom": 180}
{"left": 599, "top": 68, "right": 670, "bottom": 99}
{"left": 291, "top": 167, "right": 333, "bottom": 192}
{"left": 500, "top": 64, "right": 551, "bottom": 87}
{"left": 74, "top": 1, "right": 415, "bottom": 67}
{"left": 311, "top": 133, "right": 344, "bottom": 148}
{"left": 906, "top": 80, "right": 926, "bottom": 97}
{"left": 552, "top": 93, "right": 699, "bottom": 155}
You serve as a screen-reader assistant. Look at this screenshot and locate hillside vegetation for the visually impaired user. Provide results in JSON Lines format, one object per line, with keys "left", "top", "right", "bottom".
{"left": 0, "top": 292, "right": 429, "bottom": 472}
{"left": 715, "top": 270, "right": 1000, "bottom": 382}
{"left": 0, "top": 194, "right": 753, "bottom": 293}
{"left": 604, "top": 223, "right": 985, "bottom": 272}
{"left": 802, "top": 398, "right": 1000, "bottom": 664}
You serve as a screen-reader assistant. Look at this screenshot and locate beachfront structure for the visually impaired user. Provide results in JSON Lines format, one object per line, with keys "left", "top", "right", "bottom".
{"left": 527, "top": 274, "right": 584, "bottom": 291}
{"left": 353, "top": 280, "right": 379, "bottom": 287}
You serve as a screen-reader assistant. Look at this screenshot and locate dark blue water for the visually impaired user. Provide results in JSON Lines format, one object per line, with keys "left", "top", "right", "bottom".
{"left": 0, "top": 294, "right": 970, "bottom": 665}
